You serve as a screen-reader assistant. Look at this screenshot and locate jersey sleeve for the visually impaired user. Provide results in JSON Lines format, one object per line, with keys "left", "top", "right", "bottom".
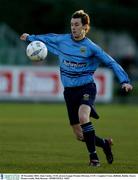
{"left": 26, "top": 33, "right": 60, "bottom": 55}
{"left": 93, "top": 44, "right": 130, "bottom": 84}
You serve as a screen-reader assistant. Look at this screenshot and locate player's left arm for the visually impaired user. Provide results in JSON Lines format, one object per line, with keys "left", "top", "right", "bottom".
{"left": 121, "top": 83, "right": 133, "bottom": 92}
{"left": 93, "top": 45, "right": 133, "bottom": 92}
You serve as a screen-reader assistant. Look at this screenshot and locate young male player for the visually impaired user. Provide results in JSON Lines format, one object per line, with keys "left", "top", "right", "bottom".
{"left": 20, "top": 10, "right": 133, "bottom": 167}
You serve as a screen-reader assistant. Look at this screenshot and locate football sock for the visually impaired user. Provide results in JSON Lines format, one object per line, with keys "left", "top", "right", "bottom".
{"left": 95, "top": 136, "right": 105, "bottom": 148}
{"left": 81, "top": 122, "right": 97, "bottom": 158}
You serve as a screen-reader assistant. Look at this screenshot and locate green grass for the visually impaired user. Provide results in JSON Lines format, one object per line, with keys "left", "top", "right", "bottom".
{"left": 0, "top": 103, "right": 138, "bottom": 173}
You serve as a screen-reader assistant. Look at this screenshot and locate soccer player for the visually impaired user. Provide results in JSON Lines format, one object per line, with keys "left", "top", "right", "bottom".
{"left": 20, "top": 10, "right": 133, "bottom": 167}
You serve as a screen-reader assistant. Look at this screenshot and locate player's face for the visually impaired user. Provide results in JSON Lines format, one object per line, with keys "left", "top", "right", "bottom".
{"left": 71, "top": 18, "right": 86, "bottom": 40}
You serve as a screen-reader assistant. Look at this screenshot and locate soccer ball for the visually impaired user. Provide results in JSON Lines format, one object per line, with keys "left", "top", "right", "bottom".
{"left": 26, "top": 41, "right": 48, "bottom": 61}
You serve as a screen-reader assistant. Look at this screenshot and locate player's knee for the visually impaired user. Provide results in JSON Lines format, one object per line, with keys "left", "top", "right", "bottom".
{"left": 79, "top": 113, "right": 88, "bottom": 124}
{"left": 79, "top": 104, "right": 91, "bottom": 124}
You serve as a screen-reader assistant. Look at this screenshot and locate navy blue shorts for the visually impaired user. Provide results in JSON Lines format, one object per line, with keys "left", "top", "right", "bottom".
{"left": 64, "top": 83, "right": 99, "bottom": 125}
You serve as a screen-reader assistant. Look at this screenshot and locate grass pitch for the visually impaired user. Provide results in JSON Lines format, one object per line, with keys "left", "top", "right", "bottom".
{"left": 0, "top": 103, "right": 138, "bottom": 173}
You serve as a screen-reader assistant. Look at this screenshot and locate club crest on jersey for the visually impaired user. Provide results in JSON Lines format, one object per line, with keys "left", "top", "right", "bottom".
{"left": 80, "top": 46, "right": 87, "bottom": 54}
{"left": 83, "top": 94, "right": 90, "bottom": 101}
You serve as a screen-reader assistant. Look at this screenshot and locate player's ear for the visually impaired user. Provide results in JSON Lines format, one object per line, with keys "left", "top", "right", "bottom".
{"left": 83, "top": 25, "right": 87, "bottom": 33}
{"left": 84, "top": 24, "right": 89, "bottom": 34}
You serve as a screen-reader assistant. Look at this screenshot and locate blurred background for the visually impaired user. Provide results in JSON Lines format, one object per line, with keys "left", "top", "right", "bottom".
{"left": 0, "top": 0, "right": 138, "bottom": 103}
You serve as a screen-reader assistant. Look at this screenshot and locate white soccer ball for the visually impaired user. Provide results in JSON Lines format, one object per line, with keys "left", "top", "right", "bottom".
{"left": 26, "top": 41, "right": 48, "bottom": 61}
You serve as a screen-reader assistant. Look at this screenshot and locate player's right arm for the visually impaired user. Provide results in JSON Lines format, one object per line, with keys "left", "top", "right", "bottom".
{"left": 20, "top": 33, "right": 29, "bottom": 41}
{"left": 20, "top": 33, "right": 62, "bottom": 56}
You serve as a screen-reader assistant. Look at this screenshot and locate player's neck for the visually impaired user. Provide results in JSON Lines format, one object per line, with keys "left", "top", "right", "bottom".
{"left": 73, "top": 34, "right": 86, "bottom": 41}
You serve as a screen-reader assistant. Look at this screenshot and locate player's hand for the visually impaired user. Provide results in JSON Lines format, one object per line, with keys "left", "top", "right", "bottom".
{"left": 122, "top": 83, "right": 133, "bottom": 92}
{"left": 20, "top": 33, "right": 29, "bottom": 41}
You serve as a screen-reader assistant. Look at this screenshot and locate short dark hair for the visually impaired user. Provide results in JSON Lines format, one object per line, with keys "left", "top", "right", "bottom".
{"left": 72, "top": 10, "right": 90, "bottom": 33}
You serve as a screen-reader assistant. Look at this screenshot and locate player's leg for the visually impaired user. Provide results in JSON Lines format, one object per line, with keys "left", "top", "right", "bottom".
{"left": 78, "top": 83, "right": 100, "bottom": 166}
{"left": 71, "top": 123, "right": 113, "bottom": 164}
{"left": 78, "top": 104, "right": 100, "bottom": 166}
{"left": 71, "top": 124, "right": 84, "bottom": 141}
{"left": 64, "top": 87, "right": 99, "bottom": 166}
{"left": 64, "top": 84, "right": 113, "bottom": 166}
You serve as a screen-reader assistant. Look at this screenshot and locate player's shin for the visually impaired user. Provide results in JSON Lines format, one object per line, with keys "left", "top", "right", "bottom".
{"left": 81, "top": 122, "right": 100, "bottom": 166}
{"left": 81, "top": 122, "right": 96, "bottom": 154}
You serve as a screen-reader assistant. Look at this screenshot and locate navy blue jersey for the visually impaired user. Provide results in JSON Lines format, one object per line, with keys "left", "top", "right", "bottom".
{"left": 27, "top": 33, "right": 130, "bottom": 87}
